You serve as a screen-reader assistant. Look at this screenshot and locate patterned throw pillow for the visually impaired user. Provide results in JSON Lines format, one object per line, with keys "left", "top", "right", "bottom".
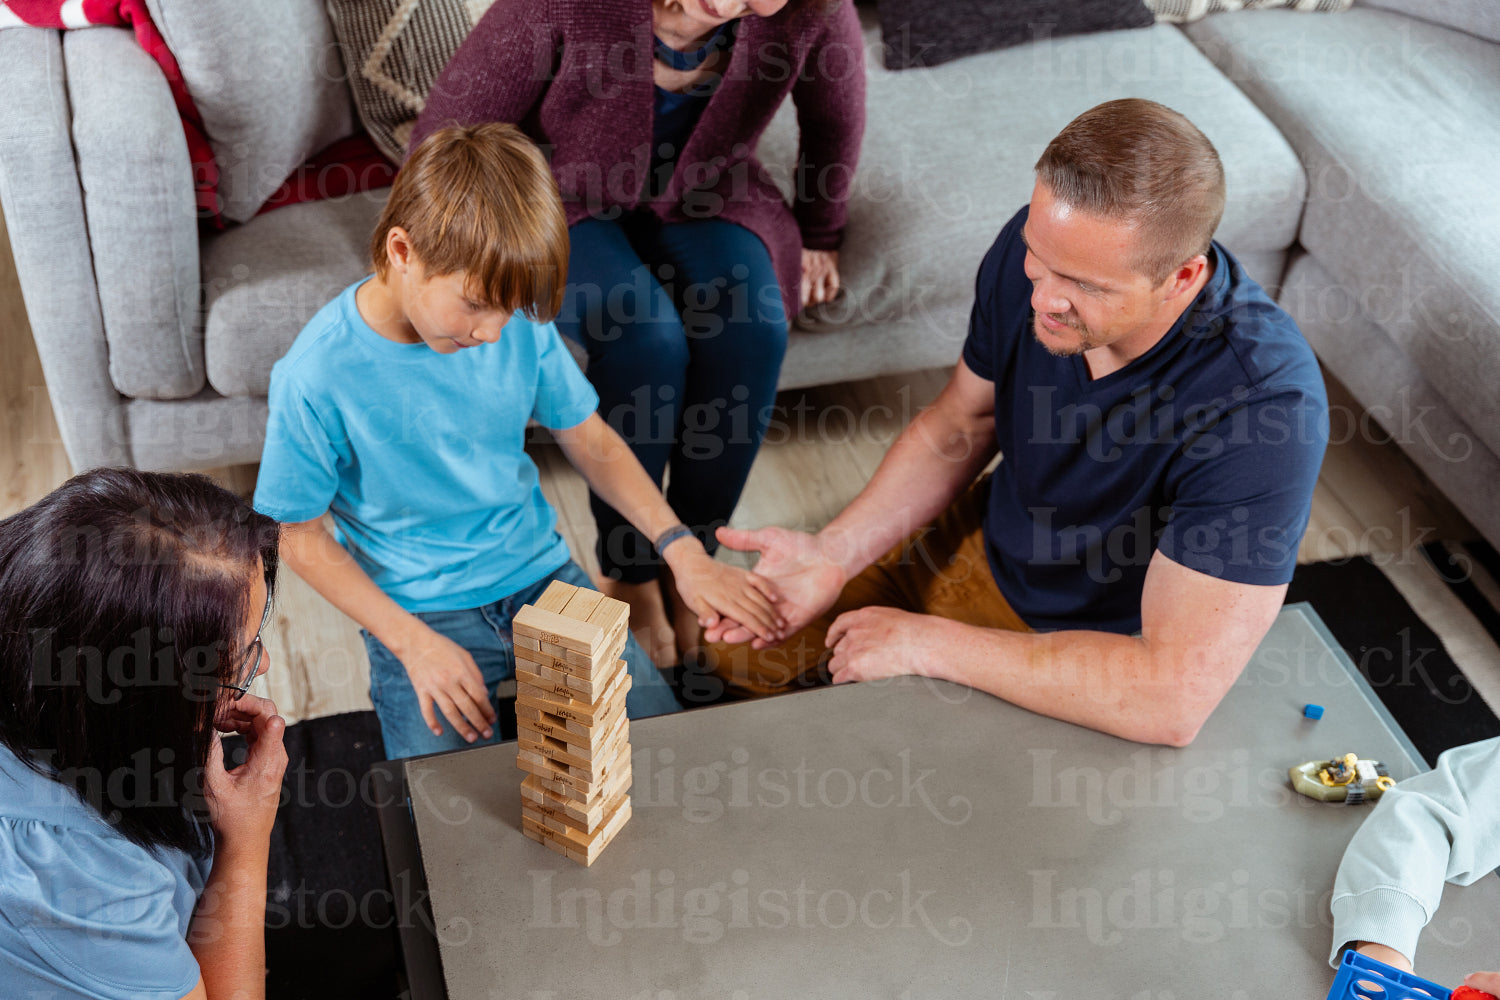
{"left": 1146, "top": 0, "right": 1350, "bottom": 23}
{"left": 326, "top": 0, "right": 498, "bottom": 163}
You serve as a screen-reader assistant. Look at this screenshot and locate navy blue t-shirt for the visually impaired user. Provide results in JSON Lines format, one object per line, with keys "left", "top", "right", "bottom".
{"left": 962, "top": 207, "right": 1327, "bottom": 634}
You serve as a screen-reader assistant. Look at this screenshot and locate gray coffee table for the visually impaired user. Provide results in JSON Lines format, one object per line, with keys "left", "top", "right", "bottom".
{"left": 372, "top": 604, "right": 1500, "bottom": 997}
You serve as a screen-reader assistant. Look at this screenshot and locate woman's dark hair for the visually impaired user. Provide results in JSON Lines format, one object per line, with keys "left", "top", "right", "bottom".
{"left": 0, "top": 468, "right": 279, "bottom": 854}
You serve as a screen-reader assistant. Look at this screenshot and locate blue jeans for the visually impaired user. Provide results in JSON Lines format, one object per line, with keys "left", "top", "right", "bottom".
{"left": 555, "top": 213, "right": 789, "bottom": 583}
{"left": 364, "top": 561, "right": 681, "bottom": 760}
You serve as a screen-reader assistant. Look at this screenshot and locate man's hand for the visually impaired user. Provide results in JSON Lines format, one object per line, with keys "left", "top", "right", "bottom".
{"left": 801, "top": 249, "right": 841, "bottom": 308}
{"left": 825, "top": 607, "right": 965, "bottom": 683}
{"left": 664, "top": 542, "right": 785, "bottom": 643}
{"left": 708, "top": 525, "right": 847, "bottom": 647}
{"left": 205, "top": 694, "right": 287, "bottom": 849}
{"left": 392, "top": 623, "right": 496, "bottom": 743}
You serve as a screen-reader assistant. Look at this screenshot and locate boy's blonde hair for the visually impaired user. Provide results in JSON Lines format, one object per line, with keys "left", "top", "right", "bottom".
{"left": 371, "top": 123, "right": 568, "bottom": 321}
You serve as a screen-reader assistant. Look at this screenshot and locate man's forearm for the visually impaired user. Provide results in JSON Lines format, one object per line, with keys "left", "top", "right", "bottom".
{"left": 279, "top": 521, "right": 423, "bottom": 654}
{"left": 928, "top": 625, "right": 1222, "bottom": 747}
{"left": 819, "top": 402, "right": 997, "bottom": 579}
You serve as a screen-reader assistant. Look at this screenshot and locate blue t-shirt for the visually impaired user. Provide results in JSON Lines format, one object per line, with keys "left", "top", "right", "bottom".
{"left": 963, "top": 207, "right": 1327, "bottom": 633}
{"left": 0, "top": 745, "right": 211, "bottom": 1000}
{"left": 253, "top": 278, "right": 600, "bottom": 612}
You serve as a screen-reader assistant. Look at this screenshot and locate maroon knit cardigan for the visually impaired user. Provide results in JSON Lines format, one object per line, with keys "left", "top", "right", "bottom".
{"left": 411, "top": 0, "right": 867, "bottom": 317}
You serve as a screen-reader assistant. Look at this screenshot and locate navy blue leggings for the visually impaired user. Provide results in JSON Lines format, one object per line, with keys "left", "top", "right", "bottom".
{"left": 555, "top": 213, "right": 789, "bottom": 583}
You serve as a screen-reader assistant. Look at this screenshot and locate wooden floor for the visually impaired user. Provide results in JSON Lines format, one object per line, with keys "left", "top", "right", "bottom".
{"left": 4, "top": 204, "right": 1498, "bottom": 725}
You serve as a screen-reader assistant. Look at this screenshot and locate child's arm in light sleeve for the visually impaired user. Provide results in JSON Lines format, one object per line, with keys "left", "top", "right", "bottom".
{"left": 278, "top": 518, "right": 497, "bottom": 743}
{"left": 1330, "top": 736, "right": 1500, "bottom": 969}
{"left": 552, "top": 413, "right": 784, "bottom": 643}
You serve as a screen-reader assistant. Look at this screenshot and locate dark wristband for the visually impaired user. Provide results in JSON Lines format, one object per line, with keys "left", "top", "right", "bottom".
{"left": 653, "top": 523, "right": 694, "bottom": 556}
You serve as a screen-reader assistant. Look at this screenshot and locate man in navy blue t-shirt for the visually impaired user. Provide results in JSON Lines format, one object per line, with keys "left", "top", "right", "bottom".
{"left": 707, "top": 98, "right": 1327, "bottom": 746}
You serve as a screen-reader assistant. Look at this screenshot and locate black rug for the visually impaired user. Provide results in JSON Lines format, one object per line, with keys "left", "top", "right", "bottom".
{"left": 1285, "top": 542, "right": 1500, "bottom": 767}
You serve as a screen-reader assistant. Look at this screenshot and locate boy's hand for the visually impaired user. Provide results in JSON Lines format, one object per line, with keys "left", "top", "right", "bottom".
{"left": 393, "top": 624, "right": 496, "bottom": 743}
{"left": 664, "top": 541, "right": 785, "bottom": 644}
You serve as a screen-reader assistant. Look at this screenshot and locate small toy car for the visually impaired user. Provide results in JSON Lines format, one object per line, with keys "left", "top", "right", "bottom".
{"left": 1290, "top": 753, "right": 1394, "bottom": 804}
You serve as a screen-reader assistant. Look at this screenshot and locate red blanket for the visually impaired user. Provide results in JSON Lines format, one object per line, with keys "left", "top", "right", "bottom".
{"left": 1, "top": 0, "right": 393, "bottom": 224}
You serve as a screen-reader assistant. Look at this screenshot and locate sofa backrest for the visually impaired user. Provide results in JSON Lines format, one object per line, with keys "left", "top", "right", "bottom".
{"left": 145, "top": 0, "right": 357, "bottom": 224}
{"left": 1359, "top": 0, "right": 1500, "bottom": 43}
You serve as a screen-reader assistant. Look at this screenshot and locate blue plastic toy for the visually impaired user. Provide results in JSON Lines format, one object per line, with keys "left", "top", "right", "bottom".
{"left": 1327, "top": 951, "right": 1450, "bottom": 1000}
{"left": 1305, "top": 703, "right": 1326, "bottom": 720}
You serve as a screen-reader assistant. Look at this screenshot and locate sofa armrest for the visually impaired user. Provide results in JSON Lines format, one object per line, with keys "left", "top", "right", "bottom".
{"left": 0, "top": 27, "right": 130, "bottom": 471}
{"left": 65, "top": 26, "right": 204, "bottom": 401}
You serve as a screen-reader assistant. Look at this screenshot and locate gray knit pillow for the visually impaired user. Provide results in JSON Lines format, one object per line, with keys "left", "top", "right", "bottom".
{"left": 878, "top": 0, "right": 1156, "bottom": 71}
{"left": 326, "top": 0, "right": 498, "bottom": 163}
{"left": 1146, "top": 0, "right": 1350, "bottom": 23}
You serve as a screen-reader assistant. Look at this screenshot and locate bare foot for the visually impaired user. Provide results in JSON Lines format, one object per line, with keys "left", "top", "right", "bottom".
{"left": 658, "top": 563, "right": 703, "bottom": 665}
{"left": 598, "top": 577, "right": 677, "bottom": 668}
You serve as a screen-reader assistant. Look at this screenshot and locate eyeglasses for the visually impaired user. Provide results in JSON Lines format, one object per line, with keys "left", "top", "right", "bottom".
{"left": 224, "top": 593, "right": 273, "bottom": 701}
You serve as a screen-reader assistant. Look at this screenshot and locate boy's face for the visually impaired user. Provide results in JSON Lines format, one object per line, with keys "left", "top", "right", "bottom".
{"left": 401, "top": 261, "right": 514, "bottom": 354}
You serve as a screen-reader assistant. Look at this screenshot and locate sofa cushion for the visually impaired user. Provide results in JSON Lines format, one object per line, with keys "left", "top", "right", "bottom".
{"left": 761, "top": 10, "right": 1305, "bottom": 338}
{"left": 1184, "top": 8, "right": 1500, "bottom": 459}
{"left": 877, "top": 0, "right": 1155, "bottom": 71}
{"left": 146, "top": 0, "right": 356, "bottom": 223}
{"left": 1359, "top": 0, "right": 1500, "bottom": 45}
{"left": 65, "top": 28, "right": 204, "bottom": 401}
{"left": 202, "top": 190, "right": 391, "bottom": 398}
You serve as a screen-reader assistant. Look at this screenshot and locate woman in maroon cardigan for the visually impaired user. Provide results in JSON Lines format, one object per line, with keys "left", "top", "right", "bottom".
{"left": 413, "top": 0, "right": 865, "bottom": 671}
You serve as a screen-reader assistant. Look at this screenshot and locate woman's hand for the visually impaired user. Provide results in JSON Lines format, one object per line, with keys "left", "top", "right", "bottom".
{"left": 801, "top": 248, "right": 841, "bottom": 308}
{"left": 205, "top": 694, "right": 287, "bottom": 850}
{"left": 663, "top": 541, "right": 785, "bottom": 644}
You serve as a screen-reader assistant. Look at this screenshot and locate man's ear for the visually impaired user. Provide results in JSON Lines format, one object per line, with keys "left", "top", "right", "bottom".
{"left": 1161, "top": 254, "right": 1209, "bottom": 303}
{"left": 385, "top": 226, "right": 414, "bottom": 275}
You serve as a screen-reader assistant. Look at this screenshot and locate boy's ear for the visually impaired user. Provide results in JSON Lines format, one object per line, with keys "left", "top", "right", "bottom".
{"left": 386, "top": 226, "right": 414, "bottom": 275}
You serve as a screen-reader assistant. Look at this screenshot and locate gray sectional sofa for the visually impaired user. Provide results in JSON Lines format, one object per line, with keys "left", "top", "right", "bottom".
{"left": 1, "top": 1, "right": 1495, "bottom": 544}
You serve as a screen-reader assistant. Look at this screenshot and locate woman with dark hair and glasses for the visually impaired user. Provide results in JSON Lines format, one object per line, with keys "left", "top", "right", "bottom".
{"left": 411, "top": 0, "right": 864, "bottom": 669}
{"left": 0, "top": 468, "right": 287, "bottom": 1000}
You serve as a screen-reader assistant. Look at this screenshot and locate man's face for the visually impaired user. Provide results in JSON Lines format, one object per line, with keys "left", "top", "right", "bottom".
{"left": 402, "top": 264, "right": 513, "bottom": 355}
{"left": 1021, "top": 181, "right": 1175, "bottom": 363}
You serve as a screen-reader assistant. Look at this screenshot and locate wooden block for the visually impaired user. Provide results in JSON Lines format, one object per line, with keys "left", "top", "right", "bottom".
{"left": 513, "top": 633, "right": 541, "bottom": 651}
{"left": 586, "top": 597, "right": 630, "bottom": 636}
{"left": 526, "top": 758, "right": 632, "bottom": 806}
{"left": 515, "top": 653, "right": 625, "bottom": 701}
{"left": 532, "top": 633, "right": 626, "bottom": 674}
{"left": 515, "top": 665, "right": 631, "bottom": 722}
{"left": 518, "top": 715, "right": 629, "bottom": 777}
{"left": 523, "top": 783, "right": 629, "bottom": 835}
{"left": 522, "top": 796, "right": 632, "bottom": 866}
{"left": 514, "top": 642, "right": 623, "bottom": 686}
{"left": 533, "top": 581, "right": 577, "bottom": 613}
{"left": 517, "top": 698, "right": 627, "bottom": 753}
{"left": 559, "top": 587, "right": 605, "bottom": 622}
{"left": 512, "top": 605, "right": 604, "bottom": 654}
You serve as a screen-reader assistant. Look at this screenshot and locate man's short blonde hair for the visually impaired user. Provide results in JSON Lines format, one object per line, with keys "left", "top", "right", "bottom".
{"left": 371, "top": 123, "right": 568, "bottom": 321}
{"left": 1035, "top": 99, "right": 1226, "bottom": 286}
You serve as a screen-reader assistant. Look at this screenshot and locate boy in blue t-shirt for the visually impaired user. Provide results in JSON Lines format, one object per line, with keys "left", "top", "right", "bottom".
{"left": 253, "top": 124, "right": 783, "bottom": 759}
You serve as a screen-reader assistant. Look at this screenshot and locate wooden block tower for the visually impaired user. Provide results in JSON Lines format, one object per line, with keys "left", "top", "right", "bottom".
{"left": 512, "top": 580, "right": 634, "bottom": 865}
